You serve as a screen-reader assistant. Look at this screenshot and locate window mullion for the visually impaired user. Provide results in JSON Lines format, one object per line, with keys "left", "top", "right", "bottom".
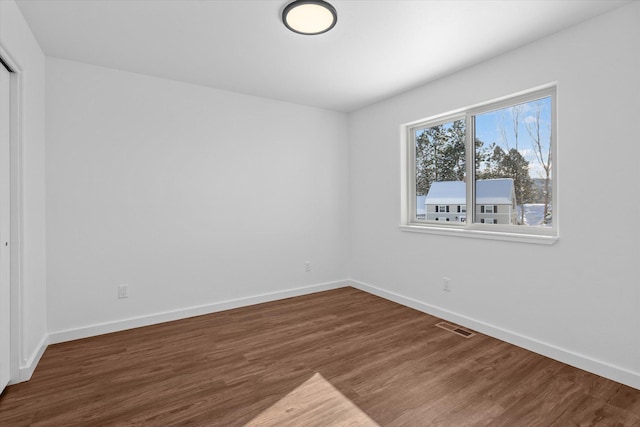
{"left": 466, "top": 113, "right": 475, "bottom": 226}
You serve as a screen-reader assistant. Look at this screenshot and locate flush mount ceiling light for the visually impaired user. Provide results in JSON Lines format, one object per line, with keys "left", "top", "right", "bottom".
{"left": 282, "top": 0, "right": 337, "bottom": 35}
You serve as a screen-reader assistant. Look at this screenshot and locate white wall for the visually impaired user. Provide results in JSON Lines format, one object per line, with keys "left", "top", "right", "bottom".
{"left": 349, "top": 2, "right": 640, "bottom": 388}
{"left": 0, "top": 0, "right": 48, "bottom": 381}
{"left": 46, "top": 58, "right": 349, "bottom": 336}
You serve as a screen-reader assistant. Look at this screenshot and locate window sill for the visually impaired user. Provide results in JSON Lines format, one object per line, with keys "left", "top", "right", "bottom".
{"left": 399, "top": 224, "right": 558, "bottom": 245}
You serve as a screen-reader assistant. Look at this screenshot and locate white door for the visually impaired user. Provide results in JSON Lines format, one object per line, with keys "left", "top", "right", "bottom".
{"left": 0, "top": 62, "right": 11, "bottom": 393}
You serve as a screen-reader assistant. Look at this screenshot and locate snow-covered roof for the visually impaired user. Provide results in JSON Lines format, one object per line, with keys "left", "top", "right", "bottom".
{"left": 424, "top": 179, "right": 515, "bottom": 205}
{"left": 423, "top": 181, "right": 466, "bottom": 205}
{"left": 477, "top": 179, "right": 515, "bottom": 205}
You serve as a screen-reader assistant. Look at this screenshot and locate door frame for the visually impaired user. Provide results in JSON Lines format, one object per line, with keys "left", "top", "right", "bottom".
{"left": 0, "top": 45, "right": 24, "bottom": 387}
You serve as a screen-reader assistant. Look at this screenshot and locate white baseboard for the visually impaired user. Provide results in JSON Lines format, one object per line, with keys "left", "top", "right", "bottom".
{"left": 21, "top": 279, "right": 640, "bottom": 391}
{"left": 12, "top": 334, "right": 49, "bottom": 384}
{"left": 49, "top": 280, "right": 350, "bottom": 345}
{"left": 350, "top": 280, "right": 640, "bottom": 391}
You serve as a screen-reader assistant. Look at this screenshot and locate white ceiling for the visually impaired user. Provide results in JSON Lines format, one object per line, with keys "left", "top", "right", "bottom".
{"left": 16, "top": 0, "right": 629, "bottom": 112}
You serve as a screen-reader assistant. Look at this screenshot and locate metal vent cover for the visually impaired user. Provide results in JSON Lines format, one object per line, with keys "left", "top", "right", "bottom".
{"left": 435, "top": 321, "right": 476, "bottom": 338}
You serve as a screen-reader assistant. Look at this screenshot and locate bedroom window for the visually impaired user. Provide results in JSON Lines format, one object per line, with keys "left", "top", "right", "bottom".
{"left": 402, "top": 86, "right": 557, "bottom": 244}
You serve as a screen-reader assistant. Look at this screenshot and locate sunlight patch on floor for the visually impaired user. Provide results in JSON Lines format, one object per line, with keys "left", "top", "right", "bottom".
{"left": 245, "top": 372, "right": 380, "bottom": 427}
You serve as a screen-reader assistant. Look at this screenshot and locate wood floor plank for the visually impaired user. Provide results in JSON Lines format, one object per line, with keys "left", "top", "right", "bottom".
{"left": 1, "top": 287, "right": 639, "bottom": 426}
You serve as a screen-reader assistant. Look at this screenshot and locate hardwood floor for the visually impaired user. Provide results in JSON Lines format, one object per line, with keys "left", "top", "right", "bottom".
{"left": 1, "top": 287, "right": 639, "bottom": 426}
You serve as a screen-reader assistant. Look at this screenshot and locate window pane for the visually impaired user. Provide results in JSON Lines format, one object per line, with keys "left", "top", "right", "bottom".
{"left": 415, "top": 119, "right": 466, "bottom": 222}
{"left": 474, "top": 97, "right": 552, "bottom": 227}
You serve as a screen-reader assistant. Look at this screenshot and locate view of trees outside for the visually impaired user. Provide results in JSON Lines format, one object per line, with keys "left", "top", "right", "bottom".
{"left": 414, "top": 96, "right": 552, "bottom": 226}
{"left": 415, "top": 119, "right": 466, "bottom": 192}
{"left": 475, "top": 97, "right": 552, "bottom": 226}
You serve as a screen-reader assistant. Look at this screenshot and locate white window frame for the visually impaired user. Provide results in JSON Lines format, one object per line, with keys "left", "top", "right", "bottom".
{"left": 400, "top": 85, "right": 558, "bottom": 245}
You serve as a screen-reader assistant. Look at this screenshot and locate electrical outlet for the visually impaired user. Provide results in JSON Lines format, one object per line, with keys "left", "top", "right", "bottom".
{"left": 304, "top": 261, "right": 311, "bottom": 272}
{"left": 118, "top": 284, "right": 129, "bottom": 299}
{"left": 442, "top": 278, "right": 451, "bottom": 292}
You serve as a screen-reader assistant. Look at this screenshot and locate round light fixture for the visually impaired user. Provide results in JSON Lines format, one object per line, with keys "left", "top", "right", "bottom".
{"left": 282, "top": 0, "right": 337, "bottom": 35}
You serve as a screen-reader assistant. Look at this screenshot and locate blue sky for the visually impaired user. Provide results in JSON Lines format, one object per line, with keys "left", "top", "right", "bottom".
{"left": 474, "top": 96, "right": 552, "bottom": 179}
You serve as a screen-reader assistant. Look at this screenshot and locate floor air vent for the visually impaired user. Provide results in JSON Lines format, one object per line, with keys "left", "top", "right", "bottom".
{"left": 435, "top": 322, "right": 475, "bottom": 338}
